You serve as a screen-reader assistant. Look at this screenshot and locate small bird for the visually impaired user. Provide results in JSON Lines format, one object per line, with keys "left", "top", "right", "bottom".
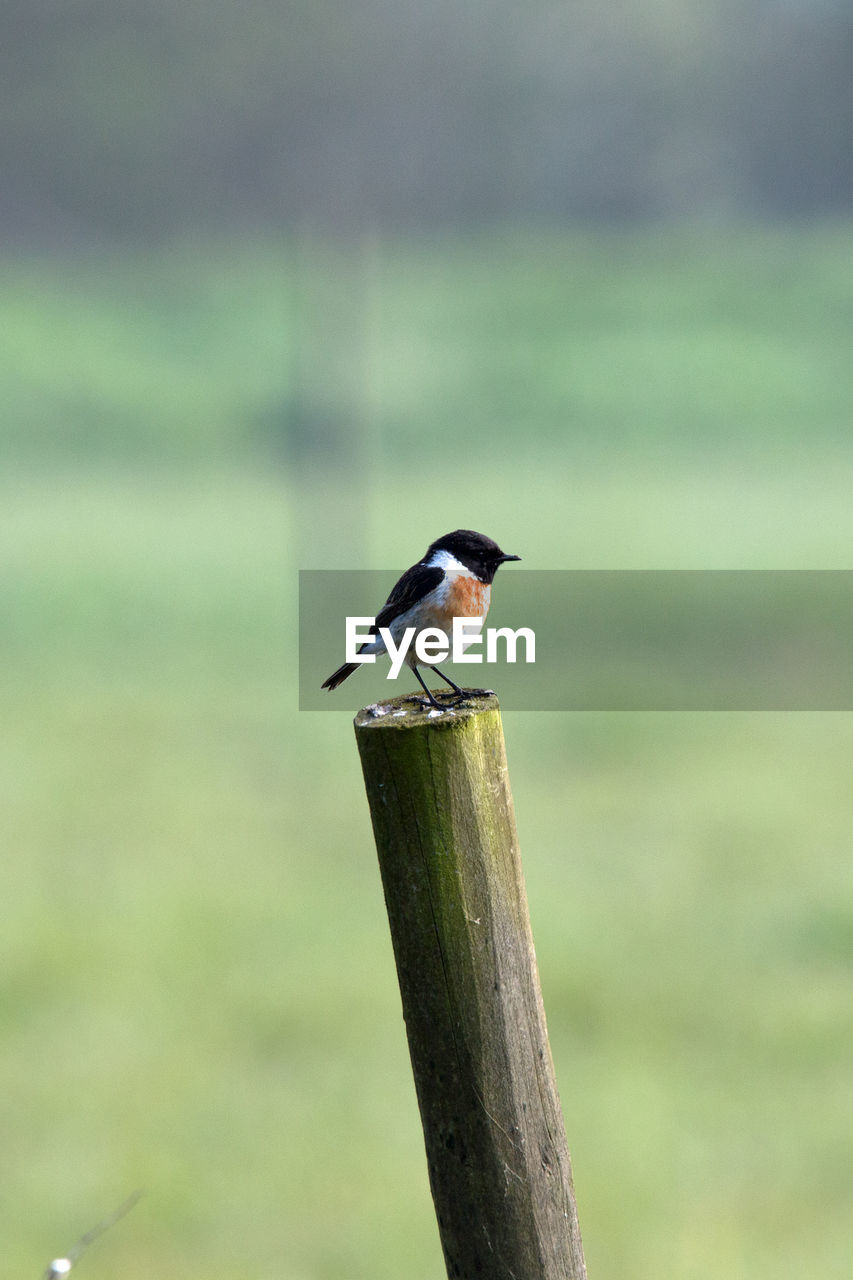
{"left": 321, "top": 529, "right": 520, "bottom": 710}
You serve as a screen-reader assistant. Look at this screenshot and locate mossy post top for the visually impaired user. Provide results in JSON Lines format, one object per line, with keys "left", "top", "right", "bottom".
{"left": 353, "top": 689, "right": 500, "bottom": 732}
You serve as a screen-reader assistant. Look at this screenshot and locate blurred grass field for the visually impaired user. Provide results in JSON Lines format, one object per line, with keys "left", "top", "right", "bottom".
{"left": 2, "top": 226, "right": 852, "bottom": 1279}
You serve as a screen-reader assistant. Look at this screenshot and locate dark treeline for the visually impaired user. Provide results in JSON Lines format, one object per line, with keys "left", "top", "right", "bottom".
{"left": 3, "top": 0, "right": 853, "bottom": 244}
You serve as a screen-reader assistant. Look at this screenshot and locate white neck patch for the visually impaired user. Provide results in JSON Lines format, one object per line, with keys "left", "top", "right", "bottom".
{"left": 425, "top": 548, "right": 471, "bottom": 574}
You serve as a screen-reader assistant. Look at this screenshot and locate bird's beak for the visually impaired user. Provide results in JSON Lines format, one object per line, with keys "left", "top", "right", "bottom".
{"left": 500, "top": 553, "right": 521, "bottom": 562}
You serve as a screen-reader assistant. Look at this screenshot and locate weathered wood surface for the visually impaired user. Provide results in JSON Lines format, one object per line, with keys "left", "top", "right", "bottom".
{"left": 355, "top": 692, "right": 586, "bottom": 1280}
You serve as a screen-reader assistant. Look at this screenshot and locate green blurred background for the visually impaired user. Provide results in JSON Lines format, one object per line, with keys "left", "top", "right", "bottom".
{"left": 3, "top": 3, "right": 853, "bottom": 1277}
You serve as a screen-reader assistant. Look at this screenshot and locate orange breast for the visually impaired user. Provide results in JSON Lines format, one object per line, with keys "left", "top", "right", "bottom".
{"left": 426, "top": 573, "right": 490, "bottom": 629}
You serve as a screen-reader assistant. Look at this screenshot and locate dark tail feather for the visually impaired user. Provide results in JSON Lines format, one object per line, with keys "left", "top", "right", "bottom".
{"left": 321, "top": 662, "right": 358, "bottom": 691}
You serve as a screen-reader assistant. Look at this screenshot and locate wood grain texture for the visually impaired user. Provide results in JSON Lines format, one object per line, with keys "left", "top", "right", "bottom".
{"left": 355, "top": 693, "right": 586, "bottom": 1280}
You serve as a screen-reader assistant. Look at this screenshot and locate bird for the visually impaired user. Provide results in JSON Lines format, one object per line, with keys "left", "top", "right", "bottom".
{"left": 321, "top": 529, "right": 520, "bottom": 710}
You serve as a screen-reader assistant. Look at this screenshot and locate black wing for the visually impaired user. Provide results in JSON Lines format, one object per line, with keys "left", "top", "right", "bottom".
{"left": 374, "top": 564, "right": 443, "bottom": 630}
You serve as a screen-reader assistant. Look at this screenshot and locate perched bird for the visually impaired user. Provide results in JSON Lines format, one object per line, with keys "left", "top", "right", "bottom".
{"left": 321, "top": 529, "right": 520, "bottom": 710}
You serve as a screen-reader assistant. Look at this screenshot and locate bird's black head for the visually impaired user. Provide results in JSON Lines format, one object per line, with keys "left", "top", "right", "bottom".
{"left": 426, "top": 529, "right": 521, "bottom": 584}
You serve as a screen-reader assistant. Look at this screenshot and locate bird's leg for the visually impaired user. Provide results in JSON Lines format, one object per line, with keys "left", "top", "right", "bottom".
{"left": 431, "top": 666, "right": 493, "bottom": 701}
{"left": 430, "top": 665, "right": 465, "bottom": 696}
{"left": 407, "top": 665, "right": 448, "bottom": 711}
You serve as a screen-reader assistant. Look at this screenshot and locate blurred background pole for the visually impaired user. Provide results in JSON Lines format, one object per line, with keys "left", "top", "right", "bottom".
{"left": 355, "top": 695, "right": 587, "bottom": 1280}
{"left": 287, "top": 224, "right": 381, "bottom": 571}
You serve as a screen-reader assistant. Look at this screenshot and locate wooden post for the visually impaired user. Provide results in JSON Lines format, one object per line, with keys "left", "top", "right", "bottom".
{"left": 355, "top": 693, "right": 587, "bottom": 1280}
